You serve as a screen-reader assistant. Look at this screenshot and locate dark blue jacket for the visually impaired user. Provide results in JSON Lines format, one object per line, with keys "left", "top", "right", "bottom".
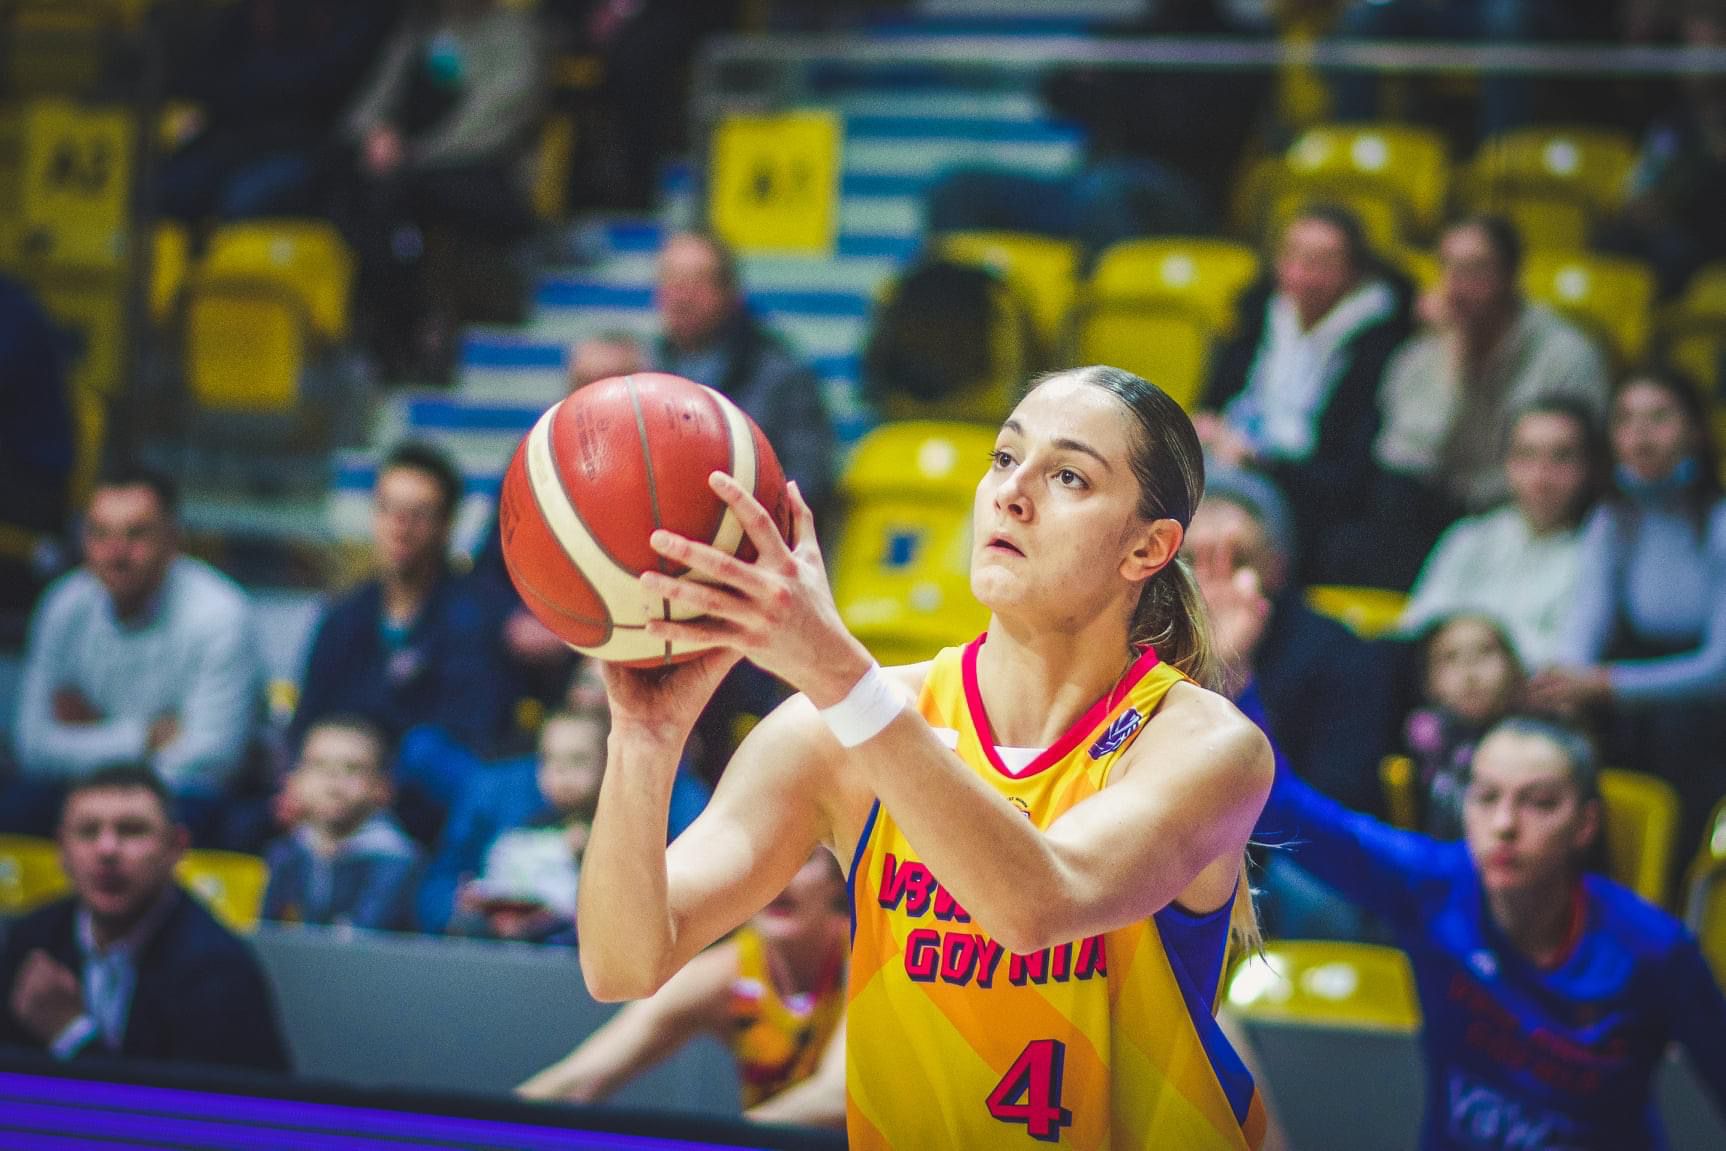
{"left": 288, "top": 571, "right": 514, "bottom": 755}
{"left": 0, "top": 276, "right": 73, "bottom": 539}
{"left": 0, "top": 888, "right": 291, "bottom": 1072}
{"left": 261, "top": 813, "right": 423, "bottom": 932}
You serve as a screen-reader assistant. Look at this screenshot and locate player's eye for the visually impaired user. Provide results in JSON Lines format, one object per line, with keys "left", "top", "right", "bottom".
{"left": 1056, "top": 468, "right": 1086, "bottom": 488}
{"left": 990, "top": 449, "right": 1014, "bottom": 470}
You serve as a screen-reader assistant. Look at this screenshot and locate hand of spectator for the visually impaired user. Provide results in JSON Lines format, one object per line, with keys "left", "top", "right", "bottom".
{"left": 9, "top": 950, "right": 84, "bottom": 1045}
{"left": 1193, "top": 413, "right": 1255, "bottom": 469}
{"left": 1525, "top": 667, "right": 1612, "bottom": 716}
{"left": 52, "top": 688, "right": 101, "bottom": 725}
{"left": 505, "top": 609, "right": 572, "bottom": 668}
{"left": 147, "top": 714, "right": 181, "bottom": 753}
{"left": 454, "top": 878, "right": 490, "bottom": 915}
{"left": 364, "top": 126, "right": 405, "bottom": 178}
{"left": 488, "top": 905, "right": 563, "bottom": 941}
{"left": 565, "top": 821, "right": 590, "bottom": 857}
{"left": 272, "top": 780, "right": 305, "bottom": 830}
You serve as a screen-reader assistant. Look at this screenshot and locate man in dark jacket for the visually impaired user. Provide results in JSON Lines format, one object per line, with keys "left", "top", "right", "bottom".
{"left": 1, "top": 766, "right": 290, "bottom": 1071}
{"left": 1197, "top": 204, "right": 1411, "bottom": 584}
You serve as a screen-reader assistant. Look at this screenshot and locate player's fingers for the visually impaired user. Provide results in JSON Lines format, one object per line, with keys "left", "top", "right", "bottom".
{"left": 640, "top": 570, "right": 753, "bottom": 624}
{"left": 786, "top": 481, "right": 822, "bottom": 560}
{"left": 649, "top": 530, "right": 772, "bottom": 596}
{"left": 643, "top": 614, "right": 742, "bottom": 649}
{"left": 709, "top": 471, "right": 793, "bottom": 565}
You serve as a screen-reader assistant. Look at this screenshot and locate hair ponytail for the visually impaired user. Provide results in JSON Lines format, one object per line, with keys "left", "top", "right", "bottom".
{"left": 1131, "top": 555, "right": 1222, "bottom": 694}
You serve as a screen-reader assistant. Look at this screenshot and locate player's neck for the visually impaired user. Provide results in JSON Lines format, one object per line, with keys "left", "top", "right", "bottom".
{"left": 977, "top": 616, "right": 1137, "bottom": 748}
{"left": 1489, "top": 873, "right": 1582, "bottom": 968}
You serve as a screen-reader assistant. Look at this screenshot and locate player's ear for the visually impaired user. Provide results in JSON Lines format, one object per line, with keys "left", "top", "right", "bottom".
{"left": 1121, "top": 518, "right": 1182, "bottom": 586}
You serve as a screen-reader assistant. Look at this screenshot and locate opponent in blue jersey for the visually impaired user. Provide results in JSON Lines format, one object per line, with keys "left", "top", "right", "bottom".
{"left": 1258, "top": 712, "right": 1726, "bottom": 1151}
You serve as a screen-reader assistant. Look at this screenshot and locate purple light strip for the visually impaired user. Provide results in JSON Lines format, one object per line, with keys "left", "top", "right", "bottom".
{"left": 0, "top": 1073, "right": 769, "bottom": 1151}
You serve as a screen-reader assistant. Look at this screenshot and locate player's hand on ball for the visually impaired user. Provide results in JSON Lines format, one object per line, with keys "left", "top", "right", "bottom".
{"left": 640, "top": 474, "right": 871, "bottom": 705}
{"left": 597, "top": 646, "right": 742, "bottom": 747}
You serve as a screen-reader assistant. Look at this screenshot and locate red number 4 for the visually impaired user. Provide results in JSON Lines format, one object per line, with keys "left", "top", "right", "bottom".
{"left": 985, "top": 1038, "right": 1073, "bottom": 1142}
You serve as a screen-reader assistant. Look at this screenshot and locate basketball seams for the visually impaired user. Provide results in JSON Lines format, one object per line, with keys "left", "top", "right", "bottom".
{"left": 623, "top": 375, "right": 674, "bottom": 663}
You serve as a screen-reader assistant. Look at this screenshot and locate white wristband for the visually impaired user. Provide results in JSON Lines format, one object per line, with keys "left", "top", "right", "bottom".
{"left": 819, "top": 662, "right": 907, "bottom": 748}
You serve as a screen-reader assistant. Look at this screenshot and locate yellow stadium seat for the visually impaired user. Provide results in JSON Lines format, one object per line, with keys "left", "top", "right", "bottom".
{"left": 1521, "top": 253, "right": 1655, "bottom": 369}
{"left": 1598, "top": 767, "right": 1680, "bottom": 907}
{"left": 151, "top": 220, "right": 189, "bottom": 324}
{"left": 203, "top": 219, "right": 354, "bottom": 343}
{"left": 1684, "top": 799, "right": 1726, "bottom": 984}
{"left": 1266, "top": 187, "right": 1402, "bottom": 259}
{"left": 1283, "top": 123, "right": 1450, "bottom": 243}
{"left": 533, "top": 114, "right": 575, "bottom": 224}
{"left": 1465, "top": 128, "right": 1636, "bottom": 249}
{"left": 183, "top": 281, "right": 309, "bottom": 414}
{"left": 1070, "top": 238, "right": 1260, "bottom": 411}
{"left": 1226, "top": 940, "right": 1420, "bottom": 1033}
{"left": 71, "top": 384, "right": 106, "bottom": 506}
{"left": 176, "top": 850, "right": 269, "bottom": 934}
{"left": 32, "top": 267, "right": 125, "bottom": 397}
{"left": 938, "top": 230, "right": 1080, "bottom": 355}
{"left": 1659, "top": 263, "right": 1726, "bottom": 393}
{"left": 1379, "top": 755, "right": 1419, "bottom": 831}
{"left": 0, "top": 834, "right": 70, "bottom": 915}
{"left": 1304, "top": 585, "right": 1409, "bottom": 639}
{"left": 831, "top": 422, "right": 997, "bottom": 665}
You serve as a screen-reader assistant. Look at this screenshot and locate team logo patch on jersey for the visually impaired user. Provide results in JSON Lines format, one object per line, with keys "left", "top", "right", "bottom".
{"left": 1089, "top": 707, "right": 1145, "bottom": 759}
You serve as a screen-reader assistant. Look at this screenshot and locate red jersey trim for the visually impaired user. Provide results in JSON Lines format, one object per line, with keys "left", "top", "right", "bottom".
{"left": 959, "top": 633, "right": 1162, "bottom": 782}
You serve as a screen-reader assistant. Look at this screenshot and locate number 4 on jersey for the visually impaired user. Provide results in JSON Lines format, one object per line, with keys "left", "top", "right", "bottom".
{"left": 986, "top": 1038, "right": 1074, "bottom": 1142}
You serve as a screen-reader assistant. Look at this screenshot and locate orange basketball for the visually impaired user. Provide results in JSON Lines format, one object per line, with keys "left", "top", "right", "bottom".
{"left": 497, "top": 372, "right": 792, "bottom": 666}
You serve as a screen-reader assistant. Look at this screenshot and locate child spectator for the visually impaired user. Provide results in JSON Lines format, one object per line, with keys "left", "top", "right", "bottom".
{"left": 1404, "top": 615, "right": 1526, "bottom": 839}
{"left": 262, "top": 716, "right": 421, "bottom": 932}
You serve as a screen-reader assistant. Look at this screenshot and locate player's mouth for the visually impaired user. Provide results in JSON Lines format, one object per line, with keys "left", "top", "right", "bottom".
{"left": 984, "top": 534, "right": 1024, "bottom": 557}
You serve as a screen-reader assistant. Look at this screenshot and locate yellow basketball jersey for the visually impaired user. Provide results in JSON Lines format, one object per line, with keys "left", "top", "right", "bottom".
{"left": 727, "top": 926, "right": 845, "bottom": 1109}
{"left": 846, "top": 637, "right": 1265, "bottom": 1150}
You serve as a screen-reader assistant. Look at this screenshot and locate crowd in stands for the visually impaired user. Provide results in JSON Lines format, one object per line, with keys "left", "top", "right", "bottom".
{"left": 1, "top": 3, "right": 1725, "bottom": 1135}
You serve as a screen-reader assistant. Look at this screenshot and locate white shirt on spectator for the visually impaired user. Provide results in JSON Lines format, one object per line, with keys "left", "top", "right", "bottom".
{"left": 14, "top": 557, "right": 262, "bottom": 791}
{"left": 1398, "top": 504, "right": 1584, "bottom": 668}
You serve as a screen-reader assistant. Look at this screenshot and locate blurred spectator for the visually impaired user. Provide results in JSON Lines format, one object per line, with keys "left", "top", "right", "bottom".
{"left": 415, "top": 700, "right": 707, "bottom": 936}
{"left": 1402, "top": 614, "right": 1526, "bottom": 839}
{"left": 262, "top": 716, "right": 421, "bottom": 932}
{"left": 0, "top": 275, "right": 74, "bottom": 631}
{"left": 1187, "top": 468, "right": 1395, "bottom": 814}
{"left": 1198, "top": 205, "right": 1411, "bottom": 581}
{"left": 1532, "top": 370, "right": 1726, "bottom": 856}
{"left": 1328, "top": 0, "right": 1600, "bottom": 136}
{"left": 158, "top": 0, "right": 402, "bottom": 223}
{"left": 7, "top": 466, "right": 263, "bottom": 844}
{"left": 651, "top": 231, "right": 834, "bottom": 522}
{"left": 1365, "top": 216, "right": 1608, "bottom": 587}
{"left": 335, "top": 0, "right": 545, "bottom": 380}
{"left": 1610, "top": 0, "right": 1726, "bottom": 297}
{"left": 861, "top": 259, "right": 1003, "bottom": 413}
{"left": 518, "top": 850, "right": 847, "bottom": 1127}
{"left": 548, "top": 1, "right": 741, "bottom": 210}
{"left": 289, "top": 442, "right": 513, "bottom": 758}
{"left": 1399, "top": 398, "right": 1604, "bottom": 667}
{"left": 470, "top": 332, "right": 646, "bottom": 701}
{"left": 0, "top": 766, "right": 290, "bottom": 1071}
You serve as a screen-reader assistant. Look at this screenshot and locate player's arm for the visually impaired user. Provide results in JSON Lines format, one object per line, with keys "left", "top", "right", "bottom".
{"left": 578, "top": 661, "right": 837, "bottom": 1001}
{"left": 518, "top": 941, "right": 737, "bottom": 1102}
{"left": 744, "top": 1016, "right": 848, "bottom": 1129}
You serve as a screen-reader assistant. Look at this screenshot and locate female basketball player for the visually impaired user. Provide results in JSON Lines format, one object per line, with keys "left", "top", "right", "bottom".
{"left": 577, "top": 365, "right": 1275, "bottom": 1149}
{"left": 1248, "top": 707, "right": 1726, "bottom": 1150}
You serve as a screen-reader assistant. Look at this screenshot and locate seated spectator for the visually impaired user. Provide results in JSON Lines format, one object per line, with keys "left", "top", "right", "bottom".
{"left": 517, "top": 850, "right": 847, "bottom": 1128}
{"left": 262, "top": 716, "right": 421, "bottom": 932}
{"left": 415, "top": 700, "right": 708, "bottom": 936}
{"left": 289, "top": 442, "right": 514, "bottom": 759}
{"left": 1399, "top": 398, "right": 1605, "bottom": 667}
{"left": 7, "top": 466, "right": 263, "bottom": 844}
{"left": 1197, "top": 205, "right": 1410, "bottom": 580}
{"left": 1365, "top": 216, "right": 1609, "bottom": 587}
{"left": 471, "top": 332, "right": 646, "bottom": 698}
{"left": 157, "top": 0, "right": 401, "bottom": 224}
{"left": 0, "top": 274, "right": 74, "bottom": 631}
{"left": 1532, "top": 370, "right": 1726, "bottom": 858}
{"left": 0, "top": 766, "right": 291, "bottom": 1071}
{"left": 1607, "top": 0, "right": 1726, "bottom": 297}
{"left": 861, "top": 259, "right": 1004, "bottom": 417}
{"left": 1402, "top": 614, "right": 1526, "bottom": 839}
{"left": 1188, "top": 468, "right": 1397, "bottom": 942}
{"left": 650, "top": 230, "right": 832, "bottom": 783}
{"left": 650, "top": 231, "right": 833, "bottom": 521}
{"left": 334, "top": 0, "right": 545, "bottom": 380}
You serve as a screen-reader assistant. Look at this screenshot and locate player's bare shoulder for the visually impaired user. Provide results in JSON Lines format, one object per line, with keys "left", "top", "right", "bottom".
{"left": 1114, "top": 679, "right": 1273, "bottom": 790}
